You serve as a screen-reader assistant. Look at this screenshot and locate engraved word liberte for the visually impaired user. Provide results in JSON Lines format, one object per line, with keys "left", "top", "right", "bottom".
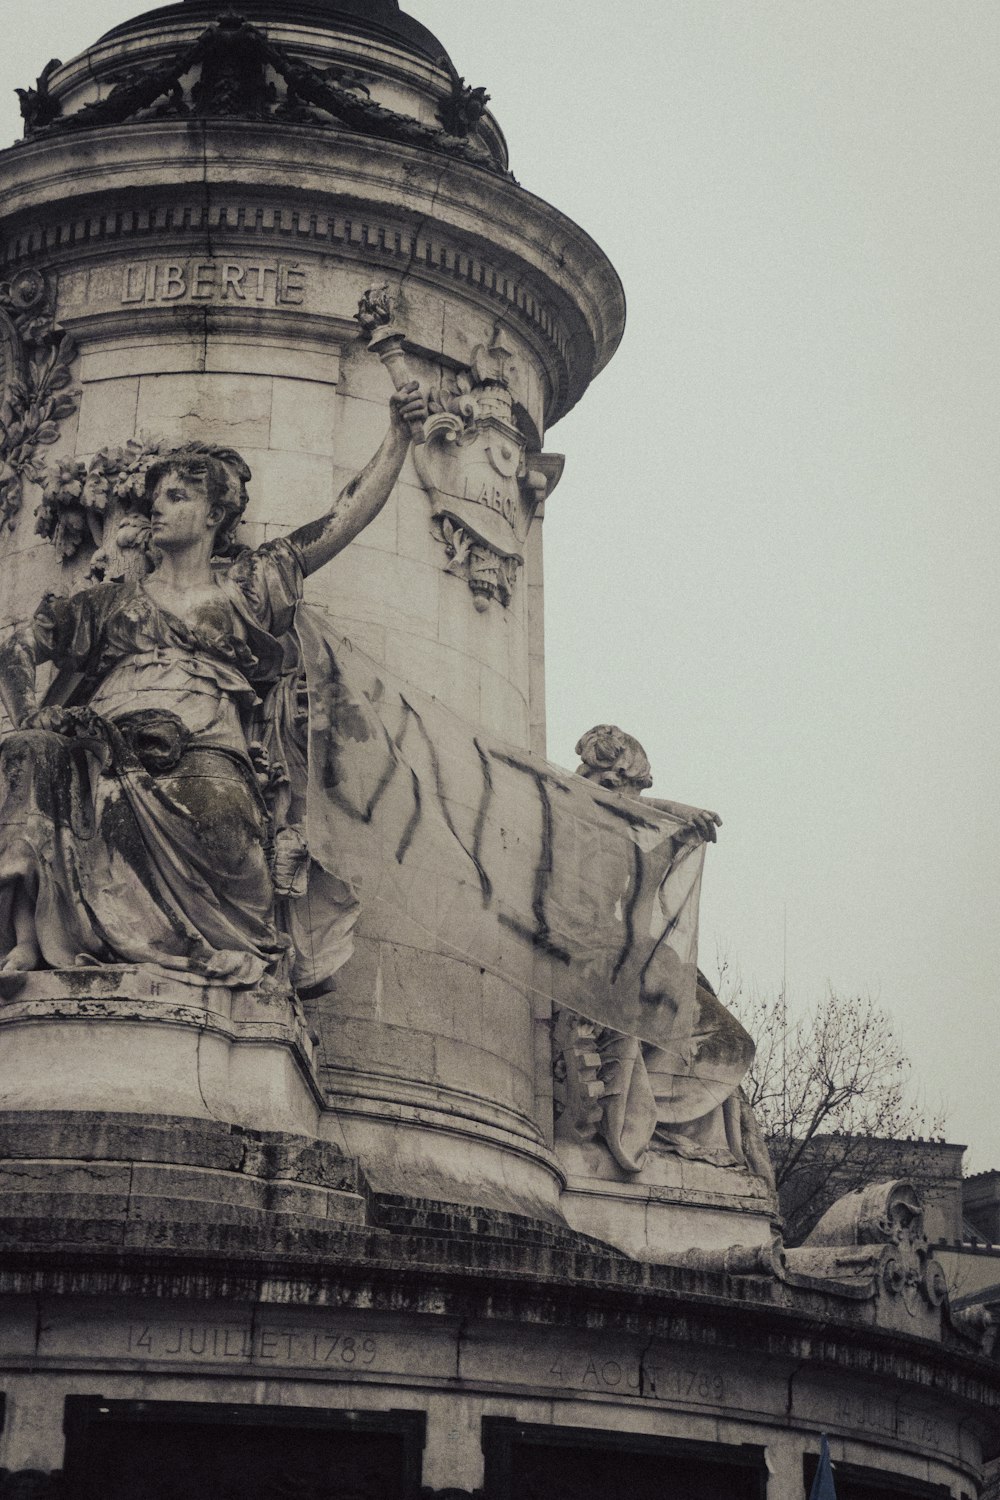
{"left": 121, "top": 259, "right": 307, "bottom": 306}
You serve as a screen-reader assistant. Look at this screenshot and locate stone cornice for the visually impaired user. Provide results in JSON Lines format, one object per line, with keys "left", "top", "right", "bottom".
{"left": 0, "top": 1238, "right": 998, "bottom": 1433}
{"left": 0, "top": 122, "right": 625, "bottom": 425}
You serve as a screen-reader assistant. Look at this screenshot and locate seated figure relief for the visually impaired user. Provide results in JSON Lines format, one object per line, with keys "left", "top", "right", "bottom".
{"left": 555, "top": 725, "right": 774, "bottom": 1186}
{"left": 0, "top": 383, "right": 428, "bottom": 991}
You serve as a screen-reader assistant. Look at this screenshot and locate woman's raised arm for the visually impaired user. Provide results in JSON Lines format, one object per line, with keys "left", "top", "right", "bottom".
{"left": 286, "top": 382, "right": 427, "bottom": 578}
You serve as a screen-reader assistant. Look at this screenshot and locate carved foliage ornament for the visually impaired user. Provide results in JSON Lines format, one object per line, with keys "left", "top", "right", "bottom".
{"left": 15, "top": 58, "right": 62, "bottom": 135}
{"left": 435, "top": 64, "right": 490, "bottom": 138}
{"left": 803, "top": 1179, "right": 949, "bottom": 1311}
{"left": 19, "top": 13, "right": 501, "bottom": 175}
{"left": 0, "top": 270, "right": 79, "bottom": 534}
{"left": 35, "top": 438, "right": 250, "bottom": 581}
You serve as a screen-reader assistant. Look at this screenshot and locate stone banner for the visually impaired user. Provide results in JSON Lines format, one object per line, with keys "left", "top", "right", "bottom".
{"left": 298, "top": 612, "right": 718, "bottom": 1073}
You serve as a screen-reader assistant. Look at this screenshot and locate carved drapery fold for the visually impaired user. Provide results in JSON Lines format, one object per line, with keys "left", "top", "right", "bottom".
{"left": 552, "top": 724, "right": 769, "bottom": 1183}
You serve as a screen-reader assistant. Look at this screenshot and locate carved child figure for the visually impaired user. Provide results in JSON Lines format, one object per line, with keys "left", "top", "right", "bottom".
{"left": 0, "top": 383, "right": 427, "bottom": 990}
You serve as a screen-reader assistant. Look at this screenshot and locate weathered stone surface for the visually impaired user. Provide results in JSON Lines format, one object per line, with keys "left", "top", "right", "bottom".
{"left": 75, "top": 377, "right": 140, "bottom": 454}
{"left": 0, "top": 1171, "right": 993, "bottom": 1490}
{"left": 0, "top": 1110, "right": 369, "bottom": 1245}
{"left": 134, "top": 371, "right": 274, "bottom": 448}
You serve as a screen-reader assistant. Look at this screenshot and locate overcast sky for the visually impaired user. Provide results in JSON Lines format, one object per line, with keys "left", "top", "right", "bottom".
{"left": 3, "top": 3, "right": 998, "bottom": 1168}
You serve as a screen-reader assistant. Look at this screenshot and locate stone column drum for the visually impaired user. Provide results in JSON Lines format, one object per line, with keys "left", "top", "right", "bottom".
{"left": 0, "top": 0, "right": 625, "bottom": 1217}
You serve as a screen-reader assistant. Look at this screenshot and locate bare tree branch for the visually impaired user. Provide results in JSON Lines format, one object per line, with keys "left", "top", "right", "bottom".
{"left": 712, "top": 948, "right": 946, "bottom": 1244}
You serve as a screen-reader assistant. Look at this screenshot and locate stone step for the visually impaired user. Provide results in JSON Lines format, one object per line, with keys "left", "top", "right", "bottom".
{"left": 0, "top": 1158, "right": 359, "bottom": 1220}
{"left": 370, "top": 1193, "right": 604, "bottom": 1253}
{"left": 0, "top": 1185, "right": 365, "bottom": 1240}
{"left": 0, "top": 1211, "right": 363, "bottom": 1257}
{"left": 0, "top": 1110, "right": 363, "bottom": 1190}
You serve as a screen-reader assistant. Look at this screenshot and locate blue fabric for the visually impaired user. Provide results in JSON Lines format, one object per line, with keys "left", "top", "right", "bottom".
{"left": 809, "top": 1435, "right": 838, "bottom": 1500}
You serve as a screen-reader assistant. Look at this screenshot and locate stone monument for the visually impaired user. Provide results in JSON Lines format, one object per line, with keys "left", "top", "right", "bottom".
{"left": 0, "top": 2, "right": 997, "bottom": 1496}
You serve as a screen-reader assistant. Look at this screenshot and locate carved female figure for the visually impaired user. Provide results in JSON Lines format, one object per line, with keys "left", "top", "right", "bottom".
{"left": 0, "top": 384, "right": 427, "bottom": 988}
{"left": 568, "top": 725, "right": 773, "bottom": 1184}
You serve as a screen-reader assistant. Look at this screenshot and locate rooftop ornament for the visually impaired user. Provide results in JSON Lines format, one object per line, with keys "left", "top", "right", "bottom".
{"left": 15, "top": 11, "right": 501, "bottom": 174}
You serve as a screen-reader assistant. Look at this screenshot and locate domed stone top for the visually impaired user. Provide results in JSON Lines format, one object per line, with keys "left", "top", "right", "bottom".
{"left": 101, "top": 0, "right": 451, "bottom": 67}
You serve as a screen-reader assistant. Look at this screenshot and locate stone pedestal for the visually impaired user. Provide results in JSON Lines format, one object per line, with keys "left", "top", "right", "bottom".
{"left": 557, "top": 1141, "right": 777, "bottom": 1258}
{"left": 0, "top": 968, "right": 321, "bottom": 1135}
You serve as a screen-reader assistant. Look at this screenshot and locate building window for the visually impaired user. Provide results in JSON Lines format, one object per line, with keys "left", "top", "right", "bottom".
{"left": 802, "top": 1453, "right": 952, "bottom": 1500}
{"left": 482, "top": 1419, "right": 767, "bottom": 1500}
{"left": 62, "top": 1397, "right": 426, "bottom": 1500}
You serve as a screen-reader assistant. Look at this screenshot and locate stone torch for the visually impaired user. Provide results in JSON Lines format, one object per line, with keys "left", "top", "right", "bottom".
{"left": 355, "top": 284, "right": 426, "bottom": 444}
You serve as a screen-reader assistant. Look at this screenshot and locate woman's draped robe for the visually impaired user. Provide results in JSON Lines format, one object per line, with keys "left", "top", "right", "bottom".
{"left": 589, "top": 983, "right": 767, "bottom": 1176}
{"left": 0, "top": 538, "right": 356, "bottom": 990}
